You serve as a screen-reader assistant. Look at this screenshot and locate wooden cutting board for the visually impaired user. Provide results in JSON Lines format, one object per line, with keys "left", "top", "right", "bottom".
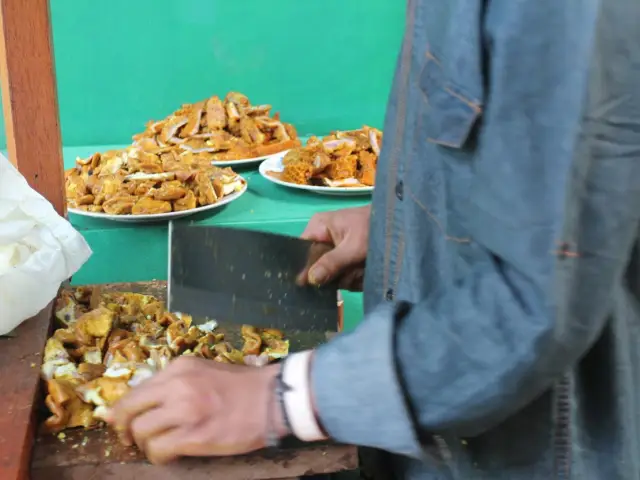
{"left": 2, "top": 282, "right": 356, "bottom": 480}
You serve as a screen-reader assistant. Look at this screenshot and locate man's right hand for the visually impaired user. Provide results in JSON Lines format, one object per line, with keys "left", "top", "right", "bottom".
{"left": 296, "top": 205, "right": 370, "bottom": 291}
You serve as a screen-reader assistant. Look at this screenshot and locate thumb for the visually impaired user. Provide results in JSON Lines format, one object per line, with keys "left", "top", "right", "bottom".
{"left": 308, "top": 243, "right": 358, "bottom": 286}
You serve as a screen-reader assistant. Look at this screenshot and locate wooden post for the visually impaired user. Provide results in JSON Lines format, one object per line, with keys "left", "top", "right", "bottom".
{"left": 0, "top": 3, "right": 64, "bottom": 480}
{"left": 0, "top": 0, "right": 65, "bottom": 215}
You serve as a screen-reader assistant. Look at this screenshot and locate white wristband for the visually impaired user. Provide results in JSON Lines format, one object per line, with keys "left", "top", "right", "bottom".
{"left": 281, "top": 350, "right": 327, "bottom": 442}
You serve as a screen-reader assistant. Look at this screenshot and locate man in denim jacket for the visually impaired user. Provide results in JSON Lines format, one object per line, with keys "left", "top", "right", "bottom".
{"left": 111, "top": 0, "right": 640, "bottom": 478}
{"left": 297, "top": 0, "right": 640, "bottom": 477}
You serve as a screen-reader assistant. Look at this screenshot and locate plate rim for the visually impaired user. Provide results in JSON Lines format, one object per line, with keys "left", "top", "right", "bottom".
{"left": 209, "top": 149, "right": 292, "bottom": 168}
{"left": 258, "top": 154, "right": 374, "bottom": 194}
{"left": 68, "top": 177, "right": 248, "bottom": 221}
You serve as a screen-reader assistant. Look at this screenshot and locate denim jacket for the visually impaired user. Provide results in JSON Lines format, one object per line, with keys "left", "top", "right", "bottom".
{"left": 311, "top": 0, "right": 640, "bottom": 478}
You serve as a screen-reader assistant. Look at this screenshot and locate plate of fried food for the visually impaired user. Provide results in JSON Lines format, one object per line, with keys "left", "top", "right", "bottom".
{"left": 259, "top": 126, "right": 381, "bottom": 196}
{"left": 132, "top": 91, "right": 301, "bottom": 167}
{"left": 65, "top": 146, "right": 247, "bottom": 223}
{"left": 41, "top": 287, "right": 290, "bottom": 432}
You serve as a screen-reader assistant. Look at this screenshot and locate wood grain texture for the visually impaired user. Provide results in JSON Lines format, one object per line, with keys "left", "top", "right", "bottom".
{"left": 32, "top": 429, "right": 357, "bottom": 480}
{"left": 0, "top": 0, "right": 65, "bottom": 215}
{"left": 0, "top": 303, "right": 53, "bottom": 480}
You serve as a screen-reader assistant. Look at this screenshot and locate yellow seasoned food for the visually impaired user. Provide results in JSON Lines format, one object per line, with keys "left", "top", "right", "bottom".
{"left": 41, "top": 287, "right": 289, "bottom": 433}
{"left": 274, "top": 126, "right": 382, "bottom": 188}
{"left": 65, "top": 149, "right": 245, "bottom": 214}
{"left": 132, "top": 91, "right": 300, "bottom": 161}
{"left": 65, "top": 90, "right": 303, "bottom": 215}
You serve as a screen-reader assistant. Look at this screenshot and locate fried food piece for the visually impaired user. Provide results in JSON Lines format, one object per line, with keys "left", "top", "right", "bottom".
{"left": 74, "top": 306, "right": 115, "bottom": 346}
{"left": 152, "top": 180, "right": 187, "bottom": 201}
{"left": 259, "top": 328, "right": 290, "bottom": 360}
{"left": 358, "top": 150, "right": 377, "bottom": 186}
{"left": 44, "top": 379, "right": 73, "bottom": 432}
{"left": 206, "top": 96, "right": 227, "bottom": 130}
{"left": 91, "top": 175, "right": 125, "bottom": 204}
{"left": 102, "top": 195, "right": 137, "bottom": 215}
{"left": 239, "top": 116, "right": 266, "bottom": 145}
{"left": 172, "top": 190, "right": 197, "bottom": 212}
{"left": 55, "top": 291, "right": 85, "bottom": 327}
{"left": 241, "top": 326, "right": 262, "bottom": 356}
{"left": 180, "top": 102, "right": 204, "bottom": 138}
{"left": 325, "top": 154, "right": 358, "bottom": 180}
{"left": 131, "top": 197, "right": 172, "bottom": 215}
{"left": 78, "top": 362, "right": 106, "bottom": 382}
{"left": 65, "top": 172, "right": 89, "bottom": 208}
{"left": 282, "top": 161, "right": 315, "bottom": 185}
{"left": 194, "top": 172, "right": 218, "bottom": 205}
{"left": 225, "top": 91, "right": 250, "bottom": 107}
{"left": 159, "top": 116, "right": 188, "bottom": 144}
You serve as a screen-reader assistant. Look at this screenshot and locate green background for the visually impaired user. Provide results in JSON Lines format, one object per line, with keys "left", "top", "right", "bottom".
{"left": 0, "top": 0, "right": 404, "bottom": 147}
{"left": 4, "top": 1, "right": 405, "bottom": 330}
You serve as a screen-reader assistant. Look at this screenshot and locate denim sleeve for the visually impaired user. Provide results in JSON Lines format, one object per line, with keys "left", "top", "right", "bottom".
{"left": 310, "top": 0, "right": 640, "bottom": 457}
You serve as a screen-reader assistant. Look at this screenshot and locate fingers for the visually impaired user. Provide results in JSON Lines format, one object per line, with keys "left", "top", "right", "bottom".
{"left": 307, "top": 242, "right": 360, "bottom": 285}
{"left": 143, "top": 427, "right": 187, "bottom": 465}
{"left": 143, "top": 424, "right": 257, "bottom": 465}
{"left": 130, "top": 405, "right": 188, "bottom": 454}
{"left": 110, "top": 381, "right": 166, "bottom": 440}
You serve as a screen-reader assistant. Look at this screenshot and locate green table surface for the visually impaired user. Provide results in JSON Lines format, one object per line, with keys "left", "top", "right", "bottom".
{"left": 64, "top": 145, "right": 368, "bottom": 331}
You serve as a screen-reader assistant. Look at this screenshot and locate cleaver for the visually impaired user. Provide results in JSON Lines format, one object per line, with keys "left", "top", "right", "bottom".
{"left": 167, "top": 222, "right": 339, "bottom": 332}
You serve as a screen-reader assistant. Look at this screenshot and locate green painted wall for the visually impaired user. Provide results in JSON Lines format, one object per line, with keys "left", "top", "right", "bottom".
{"left": 0, "top": 0, "right": 404, "bottom": 147}
{"left": 5, "top": 2, "right": 405, "bottom": 330}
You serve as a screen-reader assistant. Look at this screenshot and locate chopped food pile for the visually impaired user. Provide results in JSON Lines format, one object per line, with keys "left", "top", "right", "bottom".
{"left": 41, "top": 287, "right": 289, "bottom": 433}
{"left": 65, "top": 90, "right": 301, "bottom": 215}
{"left": 133, "top": 91, "right": 301, "bottom": 162}
{"left": 271, "top": 126, "right": 382, "bottom": 188}
{"left": 65, "top": 151, "right": 245, "bottom": 215}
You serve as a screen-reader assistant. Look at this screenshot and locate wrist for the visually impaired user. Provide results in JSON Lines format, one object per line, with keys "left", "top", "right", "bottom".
{"left": 269, "top": 367, "right": 292, "bottom": 440}
{"left": 261, "top": 365, "right": 291, "bottom": 443}
{"left": 280, "top": 350, "right": 327, "bottom": 442}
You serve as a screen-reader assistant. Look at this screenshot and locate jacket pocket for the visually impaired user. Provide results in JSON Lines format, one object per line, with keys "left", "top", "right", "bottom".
{"left": 418, "top": 51, "right": 482, "bottom": 149}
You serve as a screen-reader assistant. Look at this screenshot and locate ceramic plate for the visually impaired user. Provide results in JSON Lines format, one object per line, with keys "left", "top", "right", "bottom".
{"left": 210, "top": 150, "right": 291, "bottom": 168}
{"left": 68, "top": 179, "right": 247, "bottom": 223}
{"left": 258, "top": 153, "right": 374, "bottom": 196}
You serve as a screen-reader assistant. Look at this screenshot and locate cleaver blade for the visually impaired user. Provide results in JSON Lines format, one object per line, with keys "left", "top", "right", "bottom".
{"left": 167, "top": 222, "right": 339, "bottom": 332}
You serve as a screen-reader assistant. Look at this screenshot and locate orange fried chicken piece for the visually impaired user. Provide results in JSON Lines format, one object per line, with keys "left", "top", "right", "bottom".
{"left": 131, "top": 197, "right": 172, "bottom": 215}
{"left": 282, "top": 161, "right": 315, "bottom": 185}
{"left": 357, "top": 150, "right": 377, "bottom": 186}
{"left": 325, "top": 154, "right": 358, "bottom": 180}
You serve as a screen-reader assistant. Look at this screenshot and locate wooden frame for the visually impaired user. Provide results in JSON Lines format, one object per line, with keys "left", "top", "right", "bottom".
{"left": 0, "top": 1, "right": 64, "bottom": 478}
{"left": 0, "top": 0, "right": 65, "bottom": 216}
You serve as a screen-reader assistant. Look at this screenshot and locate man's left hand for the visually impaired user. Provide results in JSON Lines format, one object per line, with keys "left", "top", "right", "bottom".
{"left": 107, "top": 357, "right": 284, "bottom": 465}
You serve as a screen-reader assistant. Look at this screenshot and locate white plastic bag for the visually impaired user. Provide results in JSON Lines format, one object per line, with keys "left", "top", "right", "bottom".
{"left": 0, "top": 154, "right": 92, "bottom": 335}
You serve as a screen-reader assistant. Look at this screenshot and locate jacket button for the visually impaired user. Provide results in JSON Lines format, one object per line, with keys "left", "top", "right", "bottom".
{"left": 386, "top": 288, "right": 394, "bottom": 301}
{"left": 395, "top": 181, "right": 404, "bottom": 200}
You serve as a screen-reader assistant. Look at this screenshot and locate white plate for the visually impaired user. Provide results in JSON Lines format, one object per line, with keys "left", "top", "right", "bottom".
{"left": 68, "top": 180, "right": 247, "bottom": 223}
{"left": 210, "top": 150, "right": 290, "bottom": 168}
{"left": 259, "top": 153, "right": 374, "bottom": 196}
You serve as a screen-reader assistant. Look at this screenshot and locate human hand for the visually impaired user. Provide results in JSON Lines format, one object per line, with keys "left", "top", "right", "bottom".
{"left": 105, "top": 357, "right": 286, "bottom": 465}
{"left": 297, "top": 205, "right": 370, "bottom": 290}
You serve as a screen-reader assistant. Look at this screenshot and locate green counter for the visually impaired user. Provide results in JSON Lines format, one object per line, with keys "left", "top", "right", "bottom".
{"left": 64, "top": 146, "right": 368, "bottom": 331}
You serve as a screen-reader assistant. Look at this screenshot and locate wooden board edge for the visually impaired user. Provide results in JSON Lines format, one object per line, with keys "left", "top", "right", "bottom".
{"left": 31, "top": 444, "right": 358, "bottom": 480}
{"left": 0, "top": 301, "right": 54, "bottom": 480}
